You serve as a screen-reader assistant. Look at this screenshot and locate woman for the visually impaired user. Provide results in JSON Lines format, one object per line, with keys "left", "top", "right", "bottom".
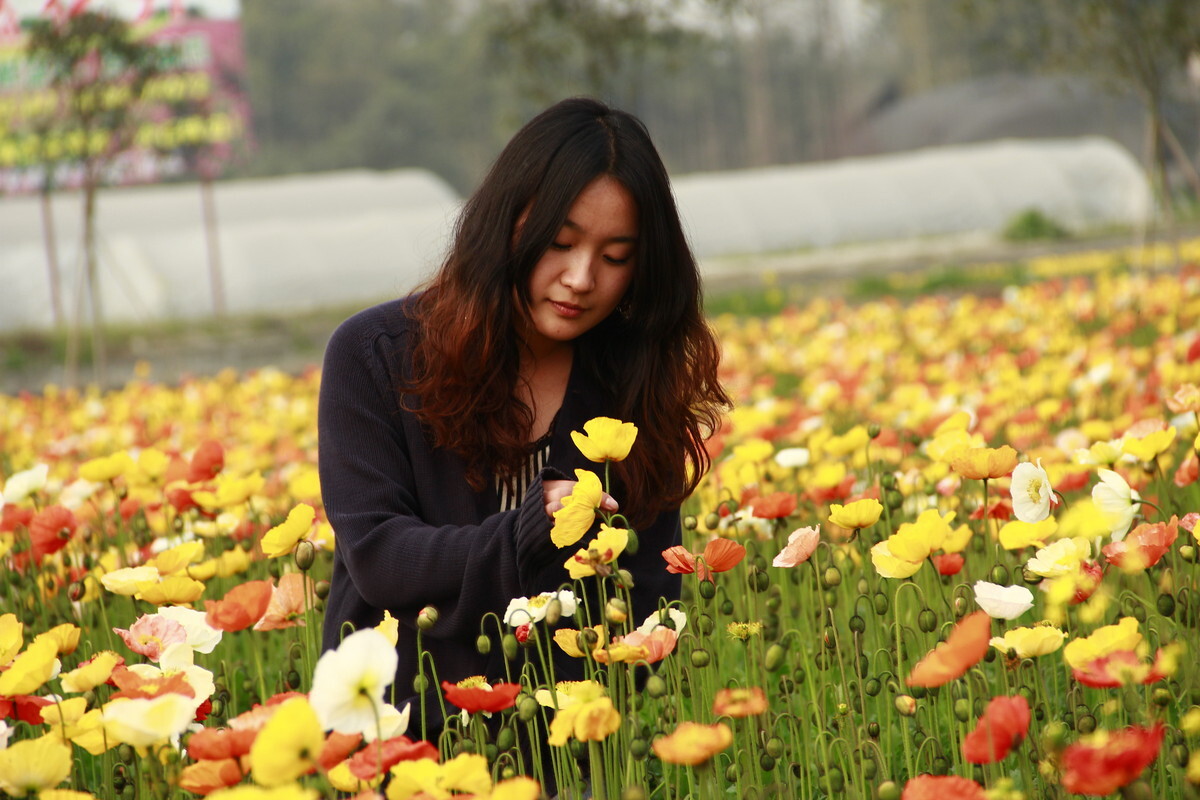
{"left": 318, "top": 98, "right": 728, "bottom": 729}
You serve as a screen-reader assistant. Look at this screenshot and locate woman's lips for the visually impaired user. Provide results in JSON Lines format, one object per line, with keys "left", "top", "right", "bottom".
{"left": 550, "top": 301, "right": 584, "bottom": 318}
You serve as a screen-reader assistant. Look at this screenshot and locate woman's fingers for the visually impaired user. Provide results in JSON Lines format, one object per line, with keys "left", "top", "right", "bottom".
{"left": 542, "top": 480, "right": 618, "bottom": 519}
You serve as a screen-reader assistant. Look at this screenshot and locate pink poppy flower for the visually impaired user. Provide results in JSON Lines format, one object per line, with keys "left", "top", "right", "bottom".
{"left": 772, "top": 526, "right": 820, "bottom": 567}
{"left": 114, "top": 614, "right": 188, "bottom": 661}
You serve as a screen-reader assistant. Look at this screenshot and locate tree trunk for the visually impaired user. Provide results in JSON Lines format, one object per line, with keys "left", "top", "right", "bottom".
{"left": 39, "top": 187, "right": 64, "bottom": 327}
{"left": 84, "top": 169, "right": 106, "bottom": 386}
{"left": 201, "top": 176, "right": 226, "bottom": 316}
{"left": 741, "top": 0, "right": 776, "bottom": 167}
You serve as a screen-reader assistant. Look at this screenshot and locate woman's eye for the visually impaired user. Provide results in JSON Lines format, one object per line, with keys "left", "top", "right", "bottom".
{"left": 549, "top": 241, "right": 570, "bottom": 251}
{"left": 604, "top": 255, "right": 632, "bottom": 265}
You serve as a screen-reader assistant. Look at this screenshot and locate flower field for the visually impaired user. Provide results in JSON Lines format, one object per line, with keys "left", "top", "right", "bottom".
{"left": 3, "top": 246, "right": 1200, "bottom": 799}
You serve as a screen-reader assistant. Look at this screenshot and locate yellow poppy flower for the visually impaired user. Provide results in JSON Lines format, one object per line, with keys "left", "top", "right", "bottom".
{"left": 260, "top": 503, "right": 317, "bottom": 558}
{"left": 828, "top": 498, "right": 883, "bottom": 530}
{"left": 101, "top": 566, "right": 161, "bottom": 596}
{"left": 546, "top": 681, "right": 621, "bottom": 747}
{"left": 0, "top": 734, "right": 72, "bottom": 795}
{"left": 137, "top": 575, "right": 206, "bottom": 605}
{"left": 0, "top": 613, "right": 21, "bottom": 668}
{"left": 103, "top": 694, "right": 197, "bottom": 747}
{"left": 1122, "top": 427, "right": 1176, "bottom": 462}
{"left": 387, "top": 753, "right": 492, "bottom": 800}
{"left": 998, "top": 519, "right": 1057, "bottom": 550}
{"left": 1063, "top": 617, "right": 1143, "bottom": 670}
{"left": 941, "top": 523, "right": 973, "bottom": 554}
{"left": 552, "top": 626, "right": 605, "bottom": 658}
{"left": 870, "top": 541, "right": 923, "bottom": 580}
{"left": 989, "top": 625, "right": 1066, "bottom": 658}
{"left": 249, "top": 697, "right": 324, "bottom": 788}
{"left": 192, "top": 471, "right": 265, "bottom": 511}
{"left": 550, "top": 470, "right": 602, "bottom": 548}
{"left": 146, "top": 541, "right": 206, "bottom": 576}
{"left": 376, "top": 609, "right": 399, "bottom": 646}
{"left": 887, "top": 509, "right": 954, "bottom": 561}
{"left": 78, "top": 452, "right": 134, "bottom": 483}
{"left": 570, "top": 417, "right": 638, "bottom": 462}
{"left": 0, "top": 637, "right": 58, "bottom": 696}
{"left": 32, "top": 622, "right": 80, "bottom": 656}
{"left": 564, "top": 524, "right": 629, "bottom": 579}
{"left": 950, "top": 445, "right": 1018, "bottom": 480}
{"left": 60, "top": 650, "right": 123, "bottom": 693}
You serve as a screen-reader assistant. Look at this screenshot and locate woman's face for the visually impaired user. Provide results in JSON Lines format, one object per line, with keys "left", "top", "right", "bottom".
{"left": 521, "top": 175, "right": 637, "bottom": 358}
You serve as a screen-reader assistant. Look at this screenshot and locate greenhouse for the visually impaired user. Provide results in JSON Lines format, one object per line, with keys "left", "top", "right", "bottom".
{"left": 0, "top": 136, "right": 1154, "bottom": 333}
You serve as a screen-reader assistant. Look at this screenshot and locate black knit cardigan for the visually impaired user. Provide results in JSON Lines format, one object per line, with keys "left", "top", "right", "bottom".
{"left": 317, "top": 298, "right": 683, "bottom": 723}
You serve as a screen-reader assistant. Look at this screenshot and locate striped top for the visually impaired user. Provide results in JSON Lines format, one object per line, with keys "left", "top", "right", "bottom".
{"left": 496, "top": 429, "right": 554, "bottom": 512}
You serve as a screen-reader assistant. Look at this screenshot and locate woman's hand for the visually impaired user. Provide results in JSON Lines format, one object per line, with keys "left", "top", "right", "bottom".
{"left": 543, "top": 479, "right": 619, "bottom": 520}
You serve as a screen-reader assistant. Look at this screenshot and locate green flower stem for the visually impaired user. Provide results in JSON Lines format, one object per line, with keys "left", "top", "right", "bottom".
{"left": 250, "top": 628, "right": 268, "bottom": 702}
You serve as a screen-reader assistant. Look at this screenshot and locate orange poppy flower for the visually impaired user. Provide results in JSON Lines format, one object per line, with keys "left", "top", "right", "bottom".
{"left": 1102, "top": 517, "right": 1178, "bottom": 571}
{"left": 652, "top": 721, "right": 733, "bottom": 765}
{"left": 317, "top": 731, "right": 363, "bottom": 771}
{"left": 205, "top": 580, "right": 274, "bottom": 632}
{"left": 1072, "top": 648, "right": 1175, "bottom": 689}
{"left": 109, "top": 667, "right": 196, "bottom": 701}
{"left": 962, "top": 695, "right": 1030, "bottom": 763}
{"left": 745, "top": 491, "right": 797, "bottom": 520}
{"left": 177, "top": 758, "right": 243, "bottom": 795}
{"left": 186, "top": 726, "right": 259, "bottom": 760}
{"left": 662, "top": 538, "right": 745, "bottom": 582}
{"left": 254, "top": 572, "right": 313, "bottom": 631}
{"left": 932, "top": 553, "right": 964, "bottom": 576}
{"left": 188, "top": 440, "right": 225, "bottom": 483}
{"left": 1060, "top": 724, "right": 1164, "bottom": 796}
{"left": 901, "top": 774, "right": 986, "bottom": 799}
{"left": 712, "top": 687, "right": 768, "bottom": 718}
{"left": 906, "top": 611, "right": 991, "bottom": 688}
{"left": 441, "top": 678, "right": 522, "bottom": 714}
{"left": 347, "top": 735, "right": 439, "bottom": 781}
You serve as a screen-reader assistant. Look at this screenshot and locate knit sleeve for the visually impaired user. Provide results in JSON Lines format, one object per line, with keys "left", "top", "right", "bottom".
{"left": 317, "top": 315, "right": 560, "bottom": 640}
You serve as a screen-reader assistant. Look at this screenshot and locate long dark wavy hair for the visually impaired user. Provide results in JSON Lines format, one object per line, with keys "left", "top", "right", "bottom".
{"left": 406, "top": 97, "right": 728, "bottom": 526}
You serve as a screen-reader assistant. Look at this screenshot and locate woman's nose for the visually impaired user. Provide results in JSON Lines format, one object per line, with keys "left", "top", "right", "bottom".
{"left": 561, "top": 254, "right": 595, "bottom": 293}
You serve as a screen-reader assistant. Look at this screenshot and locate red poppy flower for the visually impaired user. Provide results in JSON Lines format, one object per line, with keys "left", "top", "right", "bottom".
{"left": 1071, "top": 649, "right": 1171, "bottom": 689}
{"left": 317, "top": 731, "right": 363, "bottom": 771}
{"left": 167, "top": 486, "right": 198, "bottom": 514}
{"left": 1069, "top": 561, "right": 1104, "bottom": 604}
{"left": 1054, "top": 469, "right": 1091, "bottom": 493}
{"left": 969, "top": 499, "right": 1012, "bottom": 521}
{"left": 29, "top": 505, "right": 77, "bottom": 562}
{"left": 0, "top": 505, "right": 33, "bottom": 534}
{"left": 804, "top": 476, "right": 857, "bottom": 504}
{"left": 901, "top": 774, "right": 986, "bottom": 799}
{"left": 441, "top": 678, "right": 522, "bottom": 714}
{"left": 1103, "top": 517, "right": 1178, "bottom": 570}
{"left": 205, "top": 580, "right": 274, "bottom": 632}
{"left": 178, "top": 758, "right": 243, "bottom": 795}
{"left": 962, "top": 695, "right": 1030, "bottom": 763}
{"left": 932, "top": 553, "right": 964, "bottom": 576}
{"left": 194, "top": 697, "right": 213, "bottom": 723}
{"left": 187, "top": 726, "right": 259, "bottom": 760}
{"left": 0, "top": 695, "right": 54, "bottom": 725}
{"left": 188, "top": 440, "right": 225, "bottom": 483}
{"left": 347, "top": 735, "right": 439, "bottom": 780}
{"left": 906, "top": 611, "right": 991, "bottom": 688}
{"left": 1060, "top": 724, "right": 1164, "bottom": 796}
{"left": 662, "top": 538, "right": 746, "bottom": 582}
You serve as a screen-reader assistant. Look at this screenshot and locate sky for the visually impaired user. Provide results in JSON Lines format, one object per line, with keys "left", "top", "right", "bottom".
{"left": 5, "top": 0, "right": 240, "bottom": 20}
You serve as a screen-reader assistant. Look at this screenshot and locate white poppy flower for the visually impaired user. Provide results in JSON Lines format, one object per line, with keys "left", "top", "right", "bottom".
{"left": 502, "top": 589, "right": 578, "bottom": 626}
{"left": 309, "top": 628, "right": 398, "bottom": 735}
{"left": 2, "top": 464, "right": 49, "bottom": 506}
{"left": 774, "top": 448, "right": 810, "bottom": 469}
{"left": 155, "top": 606, "right": 223, "bottom": 654}
{"left": 1091, "top": 468, "right": 1140, "bottom": 540}
{"left": 362, "top": 702, "right": 411, "bottom": 743}
{"left": 1011, "top": 460, "right": 1057, "bottom": 523}
{"left": 637, "top": 607, "right": 687, "bottom": 635}
{"left": 972, "top": 581, "right": 1035, "bottom": 620}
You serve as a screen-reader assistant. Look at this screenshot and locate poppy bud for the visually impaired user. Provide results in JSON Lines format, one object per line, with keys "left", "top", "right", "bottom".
{"left": 990, "top": 565, "right": 1009, "bottom": 584}
{"left": 690, "top": 648, "right": 710, "bottom": 668}
{"left": 68, "top": 581, "right": 86, "bottom": 602}
{"left": 704, "top": 512, "right": 720, "bottom": 530}
{"left": 476, "top": 634, "right": 491, "bottom": 655}
{"left": 880, "top": 472, "right": 896, "bottom": 490}
{"left": 953, "top": 698, "right": 971, "bottom": 722}
{"left": 1156, "top": 593, "right": 1175, "bottom": 617}
{"left": 878, "top": 780, "right": 900, "bottom": 800}
{"left": 517, "top": 695, "right": 538, "bottom": 722}
{"left": 765, "top": 643, "right": 785, "bottom": 671}
{"left": 497, "top": 727, "right": 516, "bottom": 751}
{"left": 314, "top": 580, "right": 331, "bottom": 599}
{"left": 886, "top": 490, "right": 903, "bottom": 510}
{"left": 867, "top": 721, "right": 881, "bottom": 738}
{"left": 617, "top": 569, "right": 635, "bottom": 589}
{"left": 605, "top": 597, "right": 628, "bottom": 624}
{"left": 417, "top": 606, "right": 439, "bottom": 631}
{"left": 759, "top": 754, "right": 776, "bottom": 772}
{"left": 895, "top": 695, "right": 917, "bottom": 716}
{"left": 624, "top": 528, "right": 639, "bottom": 556}
{"left": 822, "top": 567, "right": 841, "bottom": 588}
{"left": 917, "top": 608, "right": 937, "bottom": 632}
{"left": 868, "top": 423, "right": 881, "bottom": 439}
{"left": 698, "top": 580, "right": 717, "bottom": 599}
{"left": 864, "top": 678, "right": 881, "bottom": 697}
{"left": 645, "top": 675, "right": 667, "bottom": 698}
{"left": 544, "top": 597, "right": 563, "bottom": 626}
{"left": 1181, "top": 545, "right": 1196, "bottom": 562}
{"left": 683, "top": 514, "right": 698, "bottom": 530}
{"left": 502, "top": 633, "right": 519, "bottom": 661}
{"left": 413, "top": 674, "right": 428, "bottom": 693}
{"left": 873, "top": 592, "right": 889, "bottom": 615}
{"left": 624, "top": 781, "right": 648, "bottom": 798}
{"left": 293, "top": 540, "right": 316, "bottom": 571}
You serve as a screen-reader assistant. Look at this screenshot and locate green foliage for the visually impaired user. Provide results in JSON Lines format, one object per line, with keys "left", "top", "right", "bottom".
{"left": 1002, "top": 208, "right": 1069, "bottom": 242}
